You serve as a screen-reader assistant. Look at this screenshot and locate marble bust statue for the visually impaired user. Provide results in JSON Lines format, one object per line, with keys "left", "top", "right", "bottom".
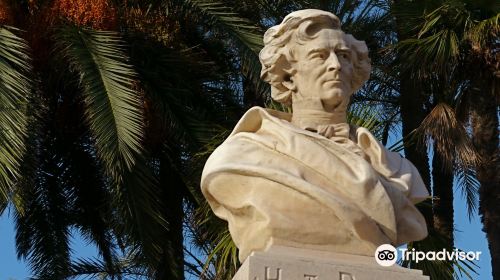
{"left": 201, "top": 9, "right": 428, "bottom": 262}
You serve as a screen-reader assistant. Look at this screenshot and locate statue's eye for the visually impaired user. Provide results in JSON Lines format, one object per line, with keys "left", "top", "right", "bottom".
{"left": 338, "top": 52, "right": 350, "bottom": 60}
{"left": 310, "top": 52, "right": 327, "bottom": 60}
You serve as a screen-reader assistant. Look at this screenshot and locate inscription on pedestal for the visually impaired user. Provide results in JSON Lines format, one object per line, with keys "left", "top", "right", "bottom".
{"left": 266, "top": 267, "right": 282, "bottom": 280}
{"left": 253, "top": 268, "right": 358, "bottom": 279}
{"left": 340, "top": 272, "right": 356, "bottom": 280}
{"left": 237, "top": 248, "right": 429, "bottom": 280}
{"left": 253, "top": 266, "right": 282, "bottom": 280}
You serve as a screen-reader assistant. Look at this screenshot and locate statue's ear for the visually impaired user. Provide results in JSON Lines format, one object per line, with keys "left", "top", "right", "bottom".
{"left": 282, "top": 77, "right": 295, "bottom": 91}
{"left": 281, "top": 68, "right": 297, "bottom": 92}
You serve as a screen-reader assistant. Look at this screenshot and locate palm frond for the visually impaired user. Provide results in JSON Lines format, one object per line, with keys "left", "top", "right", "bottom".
{"left": 0, "top": 26, "right": 30, "bottom": 203}
{"left": 396, "top": 29, "right": 460, "bottom": 73}
{"left": 387, "top": 137, "right": 406, "bottom": 153}
{"left": 348, "top": 103, "right": 386, "bottom": 140}
{"left": 55, "top": 26, "right": 169, "bottom": 274}
{"left": 10, "top": 81, "right": 50, "bottom": 219}
{"left": 55, "top": 26, "right": 144, "bottom": 184}
{"left": 198, "top": 209, "right": 240, "bottom": 280}
{"left": 68, "top": 257, "right": 148, "bottom": 279}
{"left": 187, "top": 196, "right": 240, "bottom": 280}
{"left": 0, "top": 199, "right": 6, "bottom": 215}
{"left": 241, "top": 47, "right": 271, "bottom": 101}
{"left": 110, "top": 158, "right": 168, "bottom": 272}
{"left": 14, "top": 145, "right": 72, "bottom": 279}
{"left": 128, "top": 38, "right": 231, "bottom": 150}
{"left": 184, "top": 0, "right": 269, "bottom": 100}
{"left": 391, "top": 1, "right": 473, "bottom": 74}
{"left": 251, "top": 0, "right": 305, "bottom": 24}
{"left": 454, "top": 253, "right": 480, "bottom": 280}
{"left": 186, "top": 0, "right": 263, "bottom": 52}
{"left": 202, "top": 226, "right": 239, "bottom": 280}
{"left": 65, "top": 144, "right": 119, "bottom": 276}
{"left": 194, "top": 128, "right": 231, "bottom": 161}
{"left": 454, "top": 163, "right": 479, "bottom": 220}
{"left": 416, "top": 103, "right": 480, "bottom": 170}
{"left": 390, "top": 0, "right": 435, "bottom": 36}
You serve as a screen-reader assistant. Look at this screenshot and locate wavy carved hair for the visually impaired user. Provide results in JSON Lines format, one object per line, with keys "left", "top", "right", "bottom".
{"left": 259, "top": 9, "right": 371, "bottom": 105}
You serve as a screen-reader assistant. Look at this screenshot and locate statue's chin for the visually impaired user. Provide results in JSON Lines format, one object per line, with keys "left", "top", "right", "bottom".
{"left": 320, "top": 88, "right": 350, "bottom": 110}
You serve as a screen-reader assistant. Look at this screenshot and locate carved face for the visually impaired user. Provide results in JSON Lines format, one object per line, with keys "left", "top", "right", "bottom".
{"left": 290, "top": 28, "right": 354, "bottom": 110}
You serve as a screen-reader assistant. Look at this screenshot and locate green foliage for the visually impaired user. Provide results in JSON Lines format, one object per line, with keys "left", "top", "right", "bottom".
{"left": 68, "top": 257, "right": 148, "bottom": 279}
{"left": 393, "top": 0, "right": 500, "bottom": 74}
{"left": 0, "top": 26, "right": 30, "bottom": 205}
{"left": 390, "top": 1, "right": 498, "bottom": 279}
{"left": 54, "top": 27, "right": 168, "bottom": 274}
{"left": 347, "top": 103, "right": 386, "bottom": 140}
{"left": 186, "top": 0, "right": 263, "bottom": 53}
{"left": 185, "top": 0, "right": 269, "bottom": 99}
{"left": 454, "top": 164, "right": 479, "bottom": 221}
{"left": 55, "top": 26, "right": 144, "bottom": 182}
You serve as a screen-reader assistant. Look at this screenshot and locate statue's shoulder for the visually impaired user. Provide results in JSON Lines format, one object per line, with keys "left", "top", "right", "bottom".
{"left": 202, "top": 107, "right": 295, "bottom": 180}
{"left": 228, "top": 106, "right": 293, "bottom": 136}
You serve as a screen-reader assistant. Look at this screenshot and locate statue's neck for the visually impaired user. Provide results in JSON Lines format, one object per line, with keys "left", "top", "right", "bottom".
{"left": 291, "top": 97, "right": 347, "bottom": 131}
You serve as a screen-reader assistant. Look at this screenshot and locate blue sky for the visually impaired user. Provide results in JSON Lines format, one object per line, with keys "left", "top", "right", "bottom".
{"left": 453, "top": 194, "right": 491, "bottom": 279}
{"left": 0, "top": 211, "right": 99, "bottom": 280}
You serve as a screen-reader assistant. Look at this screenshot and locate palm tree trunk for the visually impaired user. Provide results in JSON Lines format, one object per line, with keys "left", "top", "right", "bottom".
{"left": 393, "top": 0, "right": 431, "bottom": 192}
{"left": 432, "top": 142, "right": 455, "bottom": 252}
{"left": 399, "top": 77, "right": 434, "bottom": 230}
{"left": 393, "top": 4, "right": 455, "bottom": 278}
{"left": 392, "top": 2, "right": 435, "bottom": 243}
{"left": 471, "top": 78, "right": 500, "bottom": 280}
{"left": 399, "top": 77, "right": 431, "bottom": 190}
{"left": 159, "top": 154, "right": 185, "bottom": 280}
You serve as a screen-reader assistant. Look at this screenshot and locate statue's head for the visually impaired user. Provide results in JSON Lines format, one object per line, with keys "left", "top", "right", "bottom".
{"left": 259, "top": 9, "right": 371, "bottom": 108}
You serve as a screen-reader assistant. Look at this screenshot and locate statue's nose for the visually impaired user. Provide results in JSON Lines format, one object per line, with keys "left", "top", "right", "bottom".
{"left": 326, "top": 53, "right": 341, "bottom": 71}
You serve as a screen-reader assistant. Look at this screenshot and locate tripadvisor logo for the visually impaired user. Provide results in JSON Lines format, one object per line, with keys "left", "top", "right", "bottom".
{"left": 375, "top": 244, "right": 398, "bottom": 266}
{"left": 374, "top": 244, "right": 482, "bottom": 267}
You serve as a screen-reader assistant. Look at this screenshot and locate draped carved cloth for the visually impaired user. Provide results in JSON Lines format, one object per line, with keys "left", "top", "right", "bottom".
{"left": 201, "top": 107, "right": 428, "bottom": 261}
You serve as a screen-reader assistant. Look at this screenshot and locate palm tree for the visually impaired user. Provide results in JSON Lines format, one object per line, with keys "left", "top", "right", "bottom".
{"left": 0, "top": 0, "right": 269, "bottom": 279}
{"left": 391, "top": 0, "right": 499, "bottom": 278}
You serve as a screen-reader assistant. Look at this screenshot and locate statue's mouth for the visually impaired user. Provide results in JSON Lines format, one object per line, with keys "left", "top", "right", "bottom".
{"left": 324, "top": 80, "right": 343, "bottom": 86}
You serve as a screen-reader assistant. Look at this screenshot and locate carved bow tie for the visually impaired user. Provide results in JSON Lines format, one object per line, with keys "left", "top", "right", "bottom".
{"left": 314, "top": 123, "right": 365, "bottom": 157}
{"left": 315, "top": 123, "right": 350, "bottom": 139}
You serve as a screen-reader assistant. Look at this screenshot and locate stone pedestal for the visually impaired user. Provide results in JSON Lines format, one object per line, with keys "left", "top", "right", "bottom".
{"left": 232, "top": 246, "right": 428, "bottom": 280}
